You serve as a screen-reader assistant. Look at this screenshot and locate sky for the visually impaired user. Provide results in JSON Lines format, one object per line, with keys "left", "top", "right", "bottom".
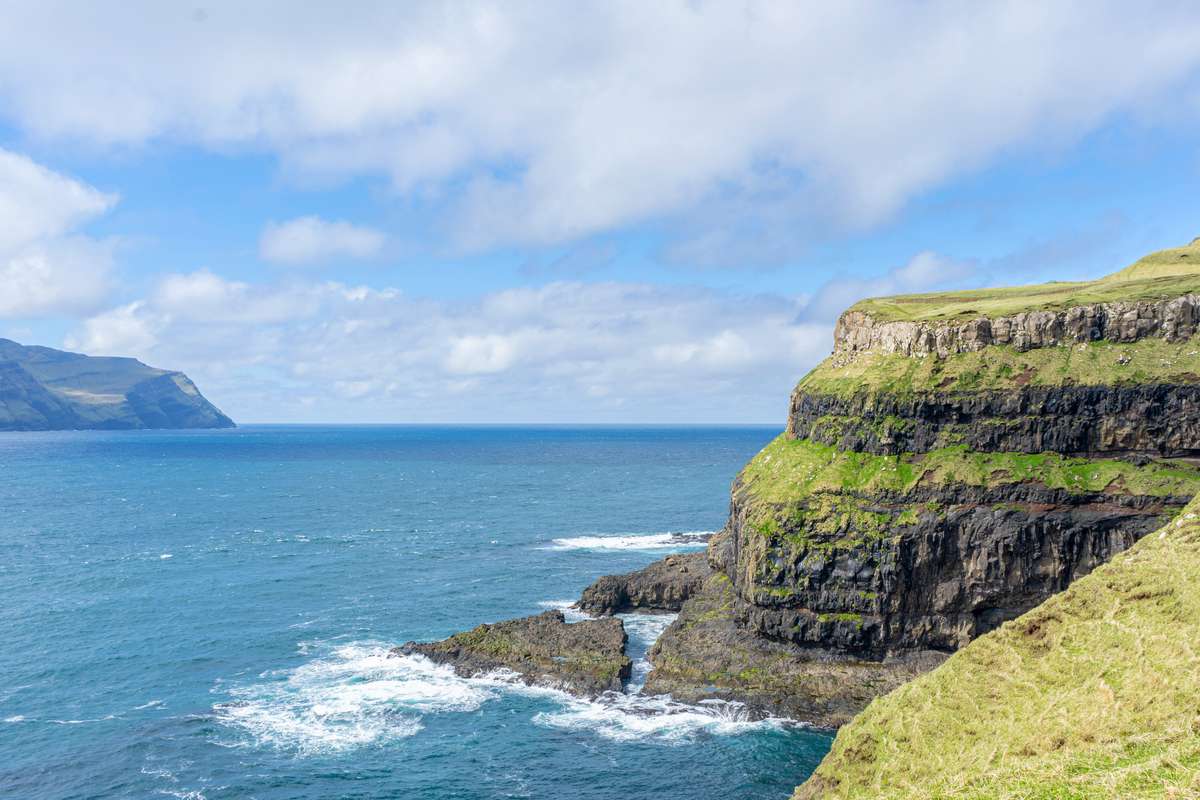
{"left": 4, "top": 1, "right": 1200, "bottom": 423}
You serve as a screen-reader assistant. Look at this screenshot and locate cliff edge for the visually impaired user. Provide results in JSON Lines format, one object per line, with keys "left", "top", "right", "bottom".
{"left": 637, "top": 242, "right": 1200, "bottom": 728}
{"left": 0, "top": 338, "right": 234, "bottom": 431}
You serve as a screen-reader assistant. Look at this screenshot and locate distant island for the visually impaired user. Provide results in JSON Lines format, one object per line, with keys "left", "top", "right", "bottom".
{"left": 0, "top": 339, "right": 234, "bottom": 431}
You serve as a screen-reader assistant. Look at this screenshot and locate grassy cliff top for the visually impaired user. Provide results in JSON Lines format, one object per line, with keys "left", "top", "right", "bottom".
{"left": 739, "top": 434, "right": 1200, "bottom": 515}
{"left": 794, "top": 496, "right": 1200, "bottom": 800}
{"left": 847, "top": 243, "right": 1200, "bottom": 326}
{"left": 1103, "top": 238, "right": 1200, "bottom": 282}
{"left": 798, "top": 335, "right": 1200, "bottom": 399}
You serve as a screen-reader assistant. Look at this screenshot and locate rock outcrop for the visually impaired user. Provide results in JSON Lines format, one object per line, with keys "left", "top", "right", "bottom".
{"left": 393, "top": 610, "right": 632, "bottom": 697}
{"left": 574, "top": 551, "right": 712, "bottom": 616}
{"left": 0, "top": 338, "right": 234, "bottom": 431}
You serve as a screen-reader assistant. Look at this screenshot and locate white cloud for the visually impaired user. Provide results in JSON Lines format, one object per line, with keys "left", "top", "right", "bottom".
{"left": 2, "top": 2, "right": 1199, "bottom": 260}
{"left": 259, "top": 216, "right": 386, "bottom": 264}
{"left": 66, "top": 271, "right": 826, "bottom": 422}
{"left": 800, "top": 250, "right": 978, "bottom": 324}
{"left": 0, "top": 148, "right": 117, "bottom": 318}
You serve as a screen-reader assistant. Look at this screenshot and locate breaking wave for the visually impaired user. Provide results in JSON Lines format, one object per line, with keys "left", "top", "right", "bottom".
{"left": 545, "top": 532, "right": 713, "bottom": 551}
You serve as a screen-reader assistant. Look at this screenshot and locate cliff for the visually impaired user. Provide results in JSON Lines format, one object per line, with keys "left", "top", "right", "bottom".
{"left": 793, "top": 495, "right": 1200, "bottom": 799}
{"left": 0, "top": 338, "right": 234, "bottom": 431}
{"left": 635, "top": 242, "right": 1200, "bottom": 728}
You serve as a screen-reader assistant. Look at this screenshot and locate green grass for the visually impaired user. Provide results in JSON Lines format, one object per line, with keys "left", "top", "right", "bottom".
{"left": 739, "top": 435, "right": 1200, "bottom": 519}
{"left": 793, "top": 497, "right": 1200, "bottom": 800}
{"left": 798, "top": 337, "right": 1200, "bottom": 399}
{"left": 845, "top": 243, "right": 1200, "bottom": 326}
{"left": 1103, "top": 239, "right": 1200, "bottom": 282}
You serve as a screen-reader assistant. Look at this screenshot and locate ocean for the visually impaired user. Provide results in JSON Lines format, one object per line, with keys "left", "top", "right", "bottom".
{"left": 0, "top": 425, "right": 834, "bottom": 800}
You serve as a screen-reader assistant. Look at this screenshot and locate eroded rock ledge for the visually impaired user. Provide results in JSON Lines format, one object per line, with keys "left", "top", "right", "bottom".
{"left": 573, "top": 551, "right": 712, "bottom": 616}
{"left": 393, "top": 609, "right": 631, "bottom": 697}
{"left": 834, "top": 293, "right": 1199, "bottom": 359}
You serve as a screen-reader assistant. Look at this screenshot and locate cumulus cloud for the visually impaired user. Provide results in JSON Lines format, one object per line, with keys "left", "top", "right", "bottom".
{"left": 2, "top": 1, "right": 1199, "bottom": 260}
{"left": 0, "top": 148, "right": 117, "bottom": 318}
{"left": 259, "top": 216, "right": 386, "bottom": 264}
{"left": 65, "top": 271, "right": 826, "bottom": 422}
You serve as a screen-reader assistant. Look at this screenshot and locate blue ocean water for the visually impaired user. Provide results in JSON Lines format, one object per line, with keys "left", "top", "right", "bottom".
{"left": 0, "top": 425, "right": 834, "bottom": 800}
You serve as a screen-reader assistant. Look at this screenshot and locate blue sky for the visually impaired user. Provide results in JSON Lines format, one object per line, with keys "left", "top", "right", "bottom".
{"left": 3, "top": 1, "right": 1200, "bottom": 423}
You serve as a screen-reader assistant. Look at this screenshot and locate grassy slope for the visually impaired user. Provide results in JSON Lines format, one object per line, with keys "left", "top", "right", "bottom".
{"left": 740, "top": 434, "right": 1200, "bottom": 517}
{"left": 847, "top": 243, "right": 1200, "bottom": 326}
{"left": 793, "top": 496, "right": 1200, "bottom": 800}
{"left": 798, "top": 337, "right": 1200, "bottom": 400}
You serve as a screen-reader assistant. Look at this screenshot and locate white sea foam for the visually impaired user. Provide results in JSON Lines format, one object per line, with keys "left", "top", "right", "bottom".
{"left": 214, "top": 643, "right": 494, "bottom": 755}
{"left": 533, "top": 692, "right": 783, "bottom": 744}
{"left": 3, "top": 715, "right": 25, "bottom": 722}
{"left": 216, "top": 633, "right": 782, "bottom": 756}
{"left": 618, "top": 613, "right": 677, "bottom": 693}
{"left": 535, "top": 600, "right": 592, "bottom": 623}
{"left": 545, "top": 532, "right": 713, "bottom": 551}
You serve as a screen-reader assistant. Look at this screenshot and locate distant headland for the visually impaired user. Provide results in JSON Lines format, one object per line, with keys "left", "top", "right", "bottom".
{"left": 0, "top": 338, "right": 234, "bottom": 431}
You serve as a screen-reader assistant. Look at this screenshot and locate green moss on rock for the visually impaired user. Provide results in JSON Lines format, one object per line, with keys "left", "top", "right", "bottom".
{"left": 738, "top": 435, "right": 1200, "bottom": 520}
{"left": 799, "top": 337, "right": 1200, "bottom": 400}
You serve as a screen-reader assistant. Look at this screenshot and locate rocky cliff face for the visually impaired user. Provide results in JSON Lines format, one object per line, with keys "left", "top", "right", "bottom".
{"left": 637, "top": 263, "right": 1200, "bottom": 727}
{"left": 0, "top": 338, "right": 234, "bottom": 431}
{"left": 788, "top": 383, "right": 1200, "bottom": 458}
{"left": 833, "top": 294, "right": 1199, "bottom": 359}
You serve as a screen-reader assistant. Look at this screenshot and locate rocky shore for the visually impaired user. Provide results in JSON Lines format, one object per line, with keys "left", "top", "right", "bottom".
{"left": 392, "top": 609, "right": 631, "bottom": 697}
{"left": 573, "top": 551, "right": 711, "bottom": 616}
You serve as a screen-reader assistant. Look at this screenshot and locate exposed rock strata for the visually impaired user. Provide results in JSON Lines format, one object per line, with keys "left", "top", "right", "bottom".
{"left": 834, "top": 294, "right": 1200, "bottom": 359}
{"left": 787, "top": 383, "right": 1200, "bottom": 457}
{"left": 392, "top": 610, "right": 631, "bottom": 697}
{"left": 716, "top": 482, "right": 1178, "bottom": 653}
{"left": 574, "top": 551, "right": 712, "bottom": 616}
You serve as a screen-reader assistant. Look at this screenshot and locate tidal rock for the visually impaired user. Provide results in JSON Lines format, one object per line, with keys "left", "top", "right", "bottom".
{"left": 574, "top": 551, "right": 713, "bottom": 616}
{"left": 392, "top": 609, "right": 632, "bottom": 697}
{"left": 643, "top": 574, "right": 948, "bottom": 727}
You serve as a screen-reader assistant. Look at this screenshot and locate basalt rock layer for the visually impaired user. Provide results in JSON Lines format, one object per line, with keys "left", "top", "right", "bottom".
{"left": 639, "top": 244, "right": 1200, "bottom": 729}
{"left": 393, "top": 609, "right": 631, "bottom": 698}
{"left": 0, "top": 338, "right": 234, "bottom": 431}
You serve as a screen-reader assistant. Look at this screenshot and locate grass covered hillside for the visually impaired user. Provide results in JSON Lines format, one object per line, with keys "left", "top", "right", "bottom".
{"left": 794, "top": 496, "right": 1200, "bottom": 800}
{"left": 847, "top": 241, "right": 1200, "bottom": 326}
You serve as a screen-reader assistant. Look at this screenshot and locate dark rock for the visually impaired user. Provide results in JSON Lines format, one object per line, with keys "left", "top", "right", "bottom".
{"left": 574, "top": 551, "right": 713, "bottom": 615}
{"left": 0, "top": 338, "right": 233, "bottom": 431}
{"left": 722, "top": 478, "right": 1175, "bottom": 653}
{"left": 643, "top": 575, "right": 948, "bottom": 728}
{"left": 787, "top": 383, "right": 1200, "bottom": 457}
{"left": 392, "top": 609, "right": 631, "bottom": 697}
